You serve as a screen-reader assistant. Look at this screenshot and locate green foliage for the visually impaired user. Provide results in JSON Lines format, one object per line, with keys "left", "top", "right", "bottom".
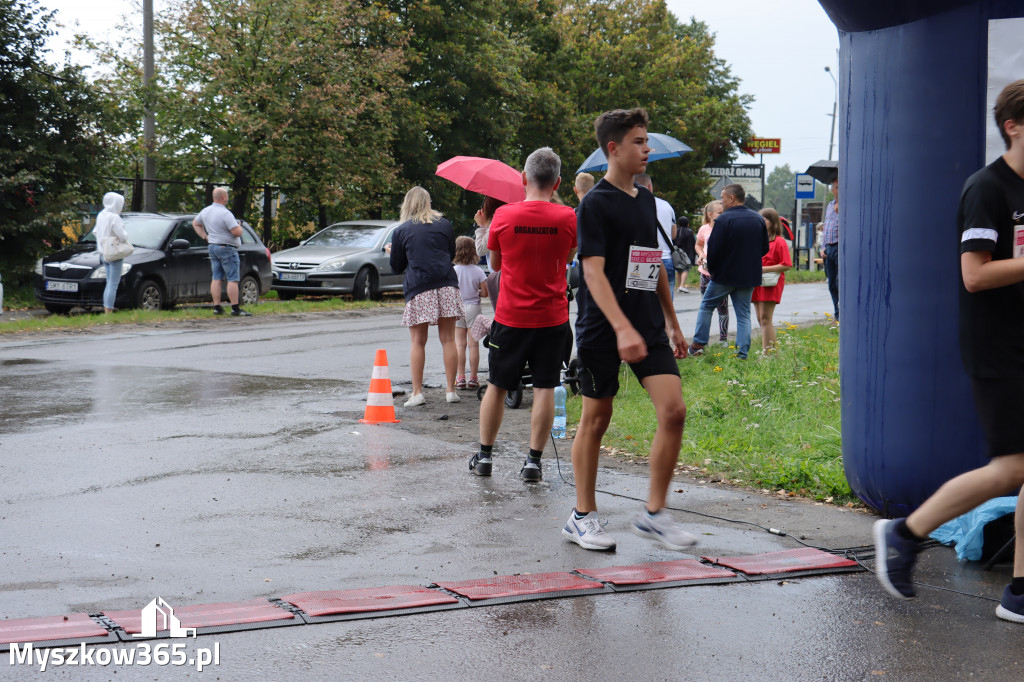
{"left": 567, "top": 323, "right": 851, "bottom": 502}
{"left": 83, "top": 0, "right": 752, "bottom": 237}
{"left": 764, "top": 163, "right": 795, "bottom": 218}
{"left": 0, "top": 0, "right": 109, "bottom": 278}
{"left": 89, "top": 0, "right": 407, "bottom": 226}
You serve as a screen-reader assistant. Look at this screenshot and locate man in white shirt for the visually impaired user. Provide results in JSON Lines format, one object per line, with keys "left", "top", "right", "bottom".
{"left": 636, "top": 173, "right": 678, "bottom": 299}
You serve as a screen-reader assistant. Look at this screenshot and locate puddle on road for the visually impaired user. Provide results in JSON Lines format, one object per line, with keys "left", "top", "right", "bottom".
{"left": 0, "top": 364, "right": 359, "bottom": 434}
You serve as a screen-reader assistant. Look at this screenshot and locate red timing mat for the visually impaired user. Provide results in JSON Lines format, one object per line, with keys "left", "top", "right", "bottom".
{"left": 435, "top": 572, "right": 604, "bottom": 600}
{"left": 576, "top": 560, "right": 737, "bottom": 585}
{"left": 103, "top": 599, "right": 297, "bottom": 634}
{"left": 0, "top": 613, "right": 107, "bottom": 644}
{"left": 702, "top": 548, "right": 858, "bottom": 575}
{"left": 281, "top": 586, "right": 459, "bottom": 617}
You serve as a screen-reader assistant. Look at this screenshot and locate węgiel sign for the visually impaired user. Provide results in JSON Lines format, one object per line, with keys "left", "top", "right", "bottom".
{"left": 740, "top": 137, "right": 781, "bottom": 155}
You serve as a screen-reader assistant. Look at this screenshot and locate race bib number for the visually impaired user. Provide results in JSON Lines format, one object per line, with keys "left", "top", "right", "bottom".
{"left": 1016, "top": 225, "right": 1024, "bottom": 259}
{"left": 626, "top": 245, "right": 662, "bottom": 291}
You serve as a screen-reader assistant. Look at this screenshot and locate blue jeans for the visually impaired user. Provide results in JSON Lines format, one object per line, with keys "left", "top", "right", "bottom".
{"left": 693, "top": 280, "right": 754, "bottom": 358}
{"left": 662, "top": 258, "right": 675, "bottom": 300}
{"left": 100, "top": 256, "right": 124, "bottom": 310}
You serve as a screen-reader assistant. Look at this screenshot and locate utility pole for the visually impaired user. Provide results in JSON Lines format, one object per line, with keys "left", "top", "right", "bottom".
{"left": 823, "top": 66, "right": 839, "bottom": 161}
{"left": 143, "top": 0, "right": 157, "bottom": 212}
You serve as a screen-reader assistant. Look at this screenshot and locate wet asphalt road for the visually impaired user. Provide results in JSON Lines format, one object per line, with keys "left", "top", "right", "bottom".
{"left": 1, "top": 283, "right": 1023, "bottom": 680}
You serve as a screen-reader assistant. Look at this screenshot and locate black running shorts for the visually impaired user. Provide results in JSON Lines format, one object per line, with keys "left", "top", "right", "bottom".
{"left": 486, "top": 321, "right": 570, "bottom": 391}
{"left": 971, "top": 376, "right": 1024, "bottom": 458}
{"left": 576, "top": 343, "right": 679, "bottom": 399}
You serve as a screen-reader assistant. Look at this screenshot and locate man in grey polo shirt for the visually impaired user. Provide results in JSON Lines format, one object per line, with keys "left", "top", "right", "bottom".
{"left": 193, "top": 187, "right": 252, "bottom": 316}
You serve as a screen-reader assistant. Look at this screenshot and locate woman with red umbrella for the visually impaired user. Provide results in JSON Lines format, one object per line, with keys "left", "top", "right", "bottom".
{"left": 389, "top": 187, "right": 464, "bottom": 406}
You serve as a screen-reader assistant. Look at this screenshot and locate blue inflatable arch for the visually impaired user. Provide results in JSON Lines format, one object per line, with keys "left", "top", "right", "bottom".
{"left": 817, "top": 0, "right": 1024, "bottom": 516}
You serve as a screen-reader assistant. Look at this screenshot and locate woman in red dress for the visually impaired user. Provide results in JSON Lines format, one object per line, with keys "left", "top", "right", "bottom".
{"left": 752, "top": 208, "right": 793, "bottom": 352}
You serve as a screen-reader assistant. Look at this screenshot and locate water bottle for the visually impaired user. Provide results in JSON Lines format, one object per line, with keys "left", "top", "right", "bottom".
{"left": 552, "top": 385, "right": 567, "bottom": 439}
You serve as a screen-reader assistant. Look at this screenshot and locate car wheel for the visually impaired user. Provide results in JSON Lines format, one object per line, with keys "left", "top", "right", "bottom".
{"left": 240, "top": 275, "right": 260, "bottom": 306}
{"left": 44, "top": 303, "right": 72, "bottom": 315}
{"left": 353, "top": 266, "right": 379, "bottom": 301}
{"left": 136, "top": 279, "right": 165, "bottom": 311}
{"left": 277, "top": 290, "right": 297, "bottom": 301}
{"left": 505, "top": 383, "right": 524, "bottom": 409}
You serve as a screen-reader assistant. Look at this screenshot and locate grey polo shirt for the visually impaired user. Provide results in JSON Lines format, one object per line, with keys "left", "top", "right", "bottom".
{"left": 196, "top": 203, "right": 241, "bottom": 247}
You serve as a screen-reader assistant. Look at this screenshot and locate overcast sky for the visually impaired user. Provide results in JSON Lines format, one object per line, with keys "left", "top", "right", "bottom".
{"left": 41, "top": 0, "right": 840, "bottom": 182}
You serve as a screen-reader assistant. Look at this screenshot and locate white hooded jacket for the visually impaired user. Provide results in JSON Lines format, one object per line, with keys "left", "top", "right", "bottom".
{"left": 92, "top": 192, "right": 128, "bottom": 253}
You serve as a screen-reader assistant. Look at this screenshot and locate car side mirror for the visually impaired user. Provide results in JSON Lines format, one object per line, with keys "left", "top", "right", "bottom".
{"left": 170, "top": 239, "right": 191, "bottom": 250}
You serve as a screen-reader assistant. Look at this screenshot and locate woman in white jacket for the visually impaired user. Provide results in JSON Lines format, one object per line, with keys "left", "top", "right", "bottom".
{"left": 92, "top": 192, "right": 128, "bottom": 313}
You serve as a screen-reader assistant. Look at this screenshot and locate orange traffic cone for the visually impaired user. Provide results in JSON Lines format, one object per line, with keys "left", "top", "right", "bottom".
{"left": 360, "top": 349, "right": 400, "bottom": 424}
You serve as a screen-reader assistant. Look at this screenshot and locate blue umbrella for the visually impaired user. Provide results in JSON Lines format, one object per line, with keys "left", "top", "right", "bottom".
{"left": 575, "top": 133, "right": 693, "bottom": 173}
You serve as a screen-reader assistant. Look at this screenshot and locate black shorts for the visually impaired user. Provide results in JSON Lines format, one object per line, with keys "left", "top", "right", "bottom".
{"left": 487, "top": 321, "right": 570, "bottom": 390}
{"left": 576, "top": 343, "right": 679, "bottom": 399}
{"left": 971, "top": 377, "right": 1024, "bottom": 458}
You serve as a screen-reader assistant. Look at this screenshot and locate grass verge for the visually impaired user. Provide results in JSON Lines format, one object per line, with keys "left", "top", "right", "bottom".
{"left": 0, "top": 287, "right": 402, "bottom": 334}
{"left": 566, "top": 323, "right": 850, "bottom": 503}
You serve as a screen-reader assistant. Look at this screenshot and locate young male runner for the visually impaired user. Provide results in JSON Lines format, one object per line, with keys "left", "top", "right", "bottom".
{"left": 874, "top": 79, "right": 1024, "bottom": 622}
{"left": 469, "top": 147, "right": 577, "bottom": 482}
{"left": 564, "top": 108, "right": 694, "bottom": 551}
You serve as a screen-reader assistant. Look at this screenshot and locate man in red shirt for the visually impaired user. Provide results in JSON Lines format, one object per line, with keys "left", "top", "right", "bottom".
{"left": 470, "top": 147, "right": 577, "bottom": 482}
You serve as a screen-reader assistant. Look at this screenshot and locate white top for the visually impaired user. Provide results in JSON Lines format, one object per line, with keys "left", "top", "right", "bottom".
{"left": 455, "top": 263, "right": 487, "bottom": 306}
{"left": 654, "top": 197, "right": 676, "bottom": 259}
{"left": 92, "top": 192, "right": 128, "bottom": 252}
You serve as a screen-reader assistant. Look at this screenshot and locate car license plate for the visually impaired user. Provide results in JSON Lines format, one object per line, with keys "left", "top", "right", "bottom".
{"left": 45, "top": 281, "right": 78, "bottom": 292}
{"left": 280, "top": 273, "right": 305, "bottom": 282}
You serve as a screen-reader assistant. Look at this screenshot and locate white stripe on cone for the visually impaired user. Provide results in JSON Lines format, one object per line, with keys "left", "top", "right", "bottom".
{"left": 367, "top": 393, "right": 394, "bottom": 407}
{"left": 372, "top": 366, "right": 390, "bottom": 379}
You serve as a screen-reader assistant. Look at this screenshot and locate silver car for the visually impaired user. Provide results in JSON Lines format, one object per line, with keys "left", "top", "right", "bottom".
{"left": 270, "top": 220, "right": 404, "bottom": 300}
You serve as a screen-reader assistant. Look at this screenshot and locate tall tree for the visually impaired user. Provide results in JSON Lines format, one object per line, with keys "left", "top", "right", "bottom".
{"left": 92, "top": 0, "right": 408, "bottom": 227}
{"left": 0, "top": 0, "right": 109, "bottom": 276}
{"left": 764, "top": 163, "right": 796, "bottom": 218}
{"left": 548, "top": 2, "right": 753, "bottom": 215}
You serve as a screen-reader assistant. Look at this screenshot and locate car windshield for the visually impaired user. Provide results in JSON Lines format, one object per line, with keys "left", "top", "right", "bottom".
{"left": 79, "top": 216, "right": 174, "bottom": 250}
{"left": 305, "top": 225, "right": 385, "bottom": 248}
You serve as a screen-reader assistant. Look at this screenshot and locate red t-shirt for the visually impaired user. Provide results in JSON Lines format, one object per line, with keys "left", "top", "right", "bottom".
{"left": 751, "top": 236, "right": 793, "bottom": 304}
{"left": 488, "top": 201, "right": 577, "bottom": 328}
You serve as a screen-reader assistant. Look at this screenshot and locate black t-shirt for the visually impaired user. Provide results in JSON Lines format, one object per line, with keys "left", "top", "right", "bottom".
{"left": 958, "top": 156, "right": 1024, "bottom": 377}
{"left": 575, "top": 179, "right": 668, "bottom": 350}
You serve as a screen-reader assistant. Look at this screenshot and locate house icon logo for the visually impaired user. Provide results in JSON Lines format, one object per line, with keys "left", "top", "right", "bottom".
{"left": 134, "top": 597, "right": 197, "bottom": 638}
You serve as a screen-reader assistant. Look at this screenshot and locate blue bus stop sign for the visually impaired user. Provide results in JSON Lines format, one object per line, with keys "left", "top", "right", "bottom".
{"left": 795, "top": 173, "right": 815, "bottom": 199}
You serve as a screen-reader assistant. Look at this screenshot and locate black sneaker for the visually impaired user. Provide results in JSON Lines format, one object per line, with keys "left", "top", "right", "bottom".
{"left": 213, "top": 305, "right": 225, "bottom": 315}
{"left": 231, "top": 308, "right": 252, "bottom": 317}
{"left": 873, "top": 519, "right": 921, "bottom": 599}
{"left": 469, "top": 452, "right": 492, "bottom": 476}
{"left": 520, "top": 457, "right": 542, "bottom": 483}
{"left": 996, "top": 585, "right": 1024, "bottom": 623}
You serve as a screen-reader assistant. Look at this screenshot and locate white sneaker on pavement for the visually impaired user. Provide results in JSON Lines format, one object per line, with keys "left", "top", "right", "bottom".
{"left": 562, "top": 510, "right": 617, "bottom": 551}
{"left": 404, "top": 393, "right": 425, "bottom": 407}
{"left": 446, "top": 391, "right": 461, "bottom": 403}
{"left": 631, "top": 509, "right": 698, "bottom": 550}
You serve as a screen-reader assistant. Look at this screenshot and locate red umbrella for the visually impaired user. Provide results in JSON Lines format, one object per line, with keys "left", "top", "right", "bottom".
{"left": 435, "top": 156, "right": 526, "bottom": 204}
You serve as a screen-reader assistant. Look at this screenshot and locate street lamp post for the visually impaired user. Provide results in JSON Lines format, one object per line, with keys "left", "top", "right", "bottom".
{"left": 143, "top": 0, "right": 156, "bottom": 212}
{"left": 825, "top": 65, "right": 838, "bottom": 161}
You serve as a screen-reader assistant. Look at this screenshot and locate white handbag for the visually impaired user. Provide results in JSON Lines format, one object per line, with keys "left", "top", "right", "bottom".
{"left": 101, "top": 234, "right": 134, "bottom": 262}
{"left": 761, "top": 271, "right": 780, "bottom": 287}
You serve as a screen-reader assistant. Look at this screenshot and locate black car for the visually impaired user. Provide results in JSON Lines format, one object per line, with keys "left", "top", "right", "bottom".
{"left": 34, "top": 213, "right": 272, "bottom": 313}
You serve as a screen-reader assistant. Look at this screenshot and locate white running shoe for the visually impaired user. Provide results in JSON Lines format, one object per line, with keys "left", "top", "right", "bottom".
{"left": 446, "top": 391, "right": 461, "bottom": 403}
{"left": 631, "top": 509, "right": 698, "bottom": 550}
{"left": 562, "top": 511, "right": 616, "bottom": 551}
{"left": 404, "top": 393, "right": 425, "bottom": 407}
